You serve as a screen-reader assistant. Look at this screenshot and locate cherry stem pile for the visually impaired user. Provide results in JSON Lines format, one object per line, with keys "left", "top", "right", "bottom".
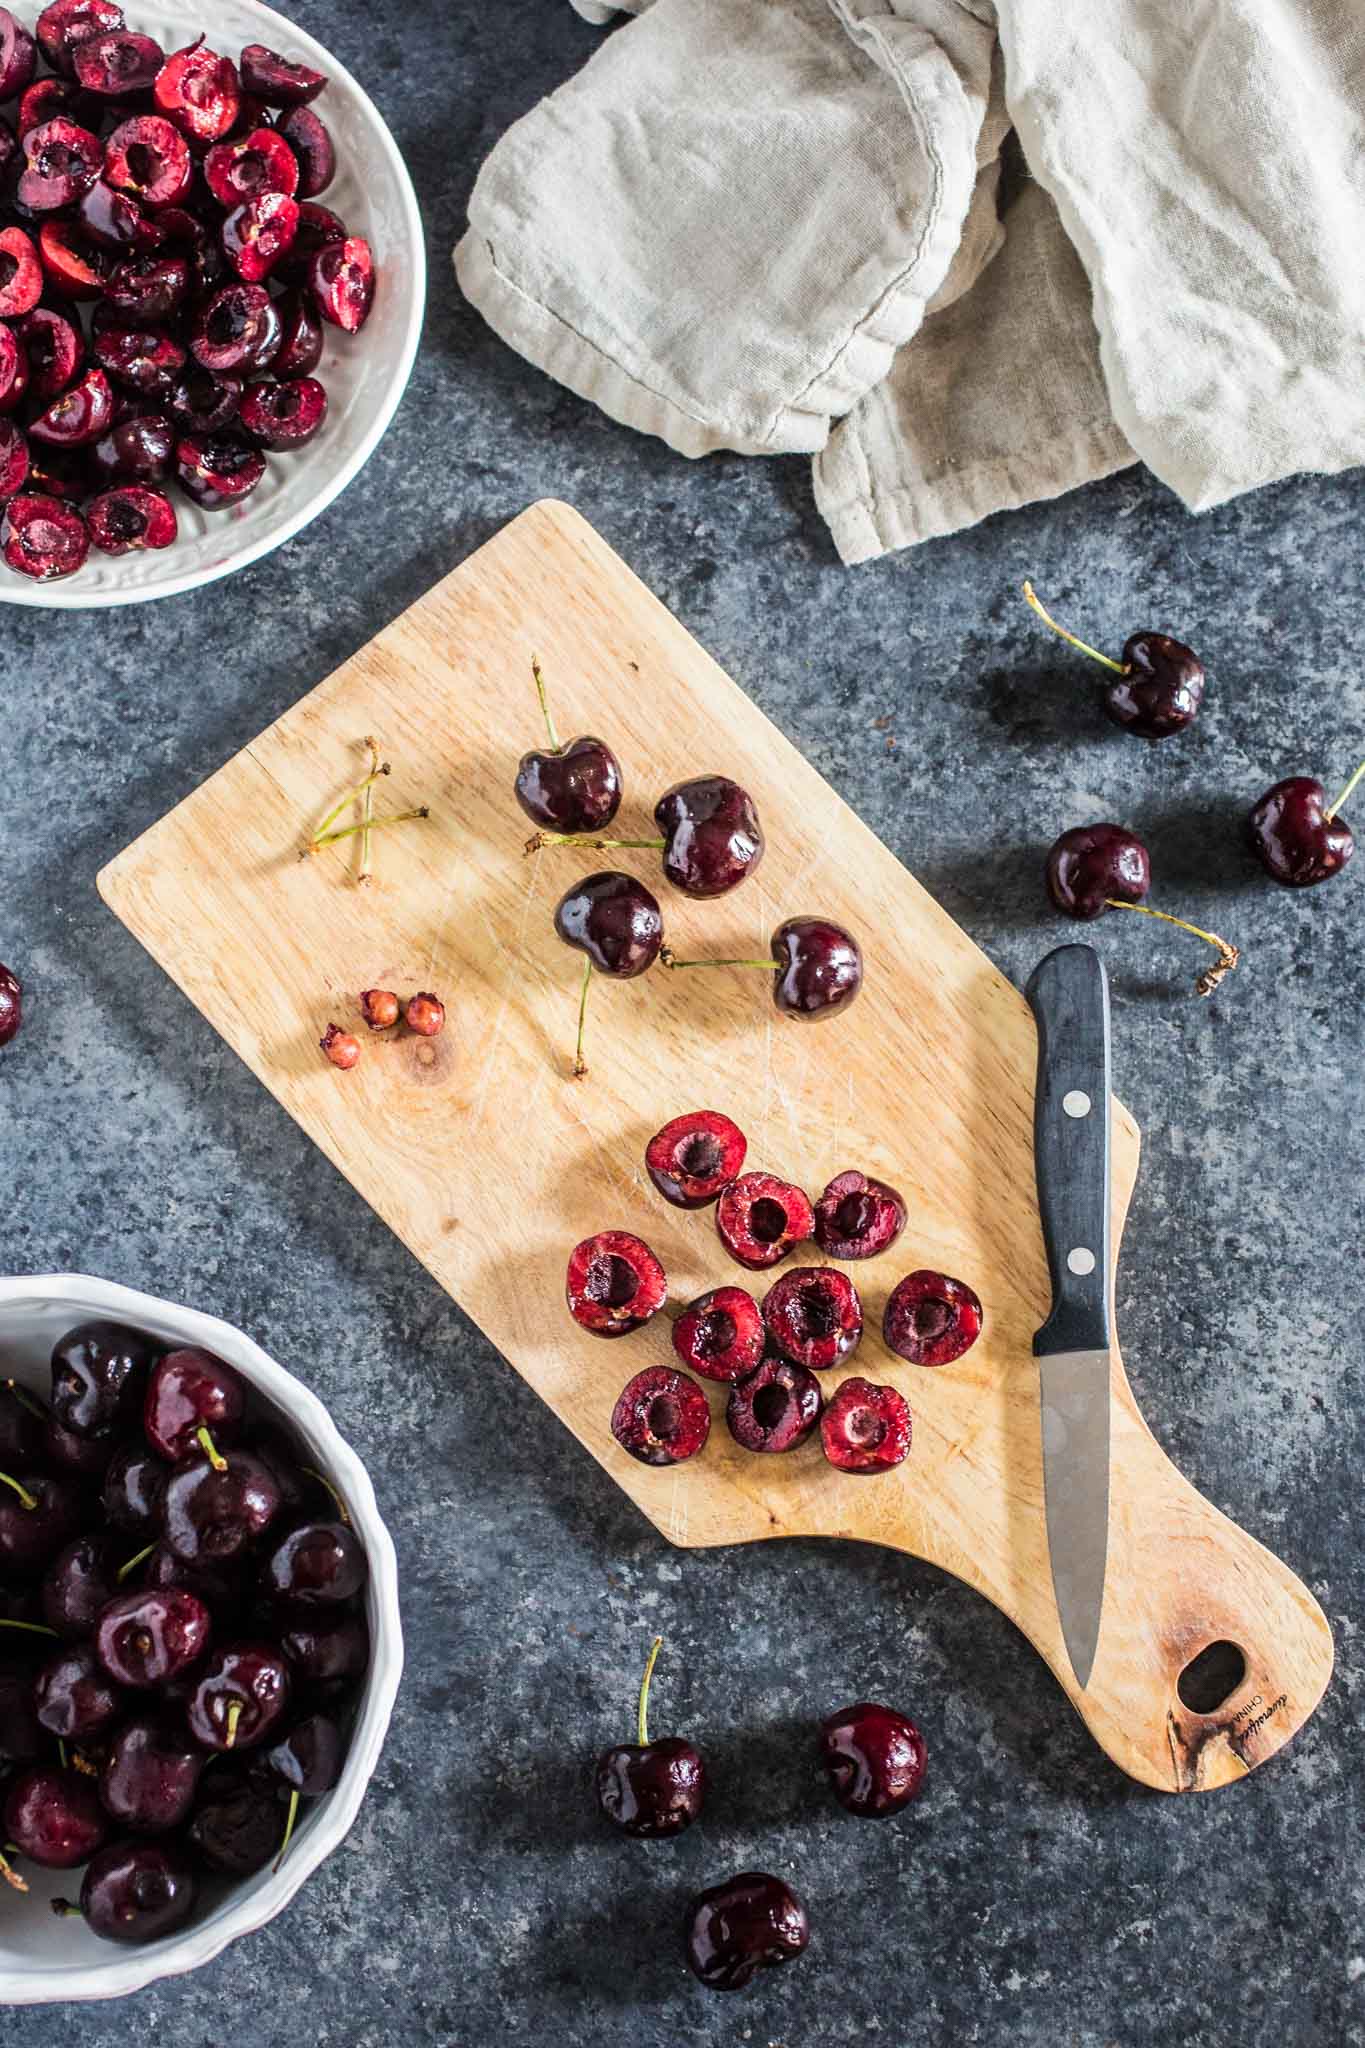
{"left": 1104, "top": 900, "right": 1240, "bottom": 996}
{"left": 303, "top": 743, "right": 430, "bottom": 867}
{"left": 638, "top": 1634, "right": 663, "bottom": 1748}
{"left": 358, "top": 736, "right": 380, "bottom": 885}
{"left": 1023, "top": 581, "right": 1127, "bottom": 676}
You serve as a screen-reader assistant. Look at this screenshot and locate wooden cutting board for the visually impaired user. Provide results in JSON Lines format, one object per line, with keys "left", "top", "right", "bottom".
{"left": 98, "top": 500, "right": 1332, "bottom": 1792}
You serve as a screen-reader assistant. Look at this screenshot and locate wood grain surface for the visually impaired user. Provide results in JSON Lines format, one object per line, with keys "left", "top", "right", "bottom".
{"left": 98, "top": 500, "right": 1332, "bottom": 1792}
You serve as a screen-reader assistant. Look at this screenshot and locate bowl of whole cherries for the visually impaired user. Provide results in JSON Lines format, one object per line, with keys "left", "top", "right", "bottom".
{"left": 0, "top": 0, "right": 424, "bottom": 606}
{"left": 0, "top": 1272, "right": 402, "bottom": 2004}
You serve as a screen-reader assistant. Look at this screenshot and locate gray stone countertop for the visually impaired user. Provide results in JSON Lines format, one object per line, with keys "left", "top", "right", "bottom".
{"left": 3, "top": 3, "right": 1361, "bottom": 2042}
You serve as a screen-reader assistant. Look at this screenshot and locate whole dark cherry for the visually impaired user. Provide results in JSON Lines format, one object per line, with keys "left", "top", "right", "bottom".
{"left": 715, "top": 1171, "right": 814, "bottom": 1271}
{"left": 645, "top": 1109, "right": 746, "bottom": 1208}
{"left": 3, "top": 1762, "right": 107, "bottom": 1867}
{"left": 33, "top": 1643, "right": 125, "bottom": 1741}
{"left": 653, "top": 776, "right": 764, "bottom": 897}
{"left": 42, "top": 1534, "right": 118, "bottom": 1639}
{"left": 276, "top": 1611, "right": 368, "bottom": 1688}
{"left": 761, "top": 1266, "right": 862, "bottom": 1371}
{"left": 685, "top": 1871, "right": 810, "bottom": 1991}
{"left": 187, "top": 1766, "right": 279, "bottom": 1873}
{"left": 813, "top": 1170, "right": 906, "bottom": 1260}
{"left": 554, "top": 870, "right": 663, "bottom": 1078}
{"left": 883, "top": 1270, "right": 983, "bottom": 1367}
{"left": 0, "top": 961, "right": 21, "bottom": 1046}
{"left": 671, "top": 1286, "right": 765, "bottom": 1382}
{"left": 186, "top": 1641, "right": 291, "bottom": 1751}
{"left": 1023, "top": 582, "right": 1205, "bottom": 739}
{"left": 265, "top": 1710, "right": 342, "bottom": 1797}
{"left": 74, "top": 1837, "right": 197, "bottom": 1944}
{"left": 0, "top": 1380, "right": 42, "bottom": 1465}
{"left": 162, "top": 1450, "right": 280, "bottom": 1564}
{"left": 100, "top": 1443, "right": 166, "bottom": 1533}
{"left": 0, "top": 1469, "right": 82, "bottom": 1573}
{"left": 144, "top": 1346, "right": 245, "bottom": 1465}
{"left": 262, "top": 1520, "right": 367, "bottom": 1609}
{"left": 0, "top": 1669, "right": 43, "bottom": 1766}
{"left": 770, "top": 917, "right": 862, "bottom": 1020}
{"left": 820, "top": 1377, "right": 912, "bottom": 1474}
{"left": 818, "top": 1700, "right": 926, "bottom": 1816}
{"left": 94, "top": 1585, "right": 211, "bottom": 1688}
{"left": 1247, "top": 773, "right": 1358, "bottom": 888}
{"left": 49, "top": 1318, "right": 159, "bottom": 1439}
{"left": 515, "top": 656, "right": 622, "bottom": 835}
{"left": 566, "top": 1230, "right": 667, "bottom": 1338}
{"left": 594, "top": 1635, "right": 706, "bottom": 1838}
{"left": 726, "top": 1356, "right": 822, "bottom": 1454}
{"left": 100, "top": 1715, "right": 204, "bottom": 1831}
{"left": 1046, "top": 825, "right": 1238, "bottom": 994}
{"left": 610, "top": 1367, "right": 710, "bottom": 1467}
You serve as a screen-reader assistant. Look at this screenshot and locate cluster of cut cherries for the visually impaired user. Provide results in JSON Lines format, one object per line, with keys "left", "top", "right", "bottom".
{"left": 1026, "top": 586, "right": 1365, "bottom": 992}
{"left": 513, "top": 659, "right": 864, "bottom": 1076}
{"left": 0, "top": 1318, "right": 369, "bottom": 1944}
{"left": 0, "top": 1, "right": 374, "bottom": 580}
{"left": 564, "top": 1108, "right": 983, "bottom": 1473}
{"left": 594, "top": 1636, "right": 925, "bottom": 1991}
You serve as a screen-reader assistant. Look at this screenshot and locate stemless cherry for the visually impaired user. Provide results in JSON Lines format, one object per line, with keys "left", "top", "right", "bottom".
{"left": 279, "top": 104, "right": 333, "bottom": 196}
{"left": 168, "top": 363, "right": 241, "bottom": 432}
{"left": 761, "top": 1266, "right": 862, "bottom": 1371}
{"left": 29, "top": 364, "right": 113, "bottom": 446}
{"left": 15, "top": 309, "right": 80, "bottom": 403}
{"left": 191, "top": 281, "right": 280, "bottom": 372}
{"left": 3, "top": 1763, "right": 106, "bottom": 1867}
{"left": 883, "top": 1269, "right": 983, "bottom": 1367}
{"left": 0, "top": 324, "right": 27, "bottom": 414}
{"left": 87, "top": 484, "right": 177, "bottom": 553}
{"left": 16, "top": 115, "right": 102, "bottom": 210}
{"left": 187, "top": 1768, "right": 278, "bottom": 1872}
{"left": 715, "top": 1171, "right": 814, "bottom": 1271}
{"left": 310, "top": 234, "right": 373, "bottom": 331}
{"left": 73, "top": 28, "right": 162, "bottom": 97}
{"left": 153, "top": 42, "right": 240, "bottom": 144}
{"left": 94, "top": 1586, "right": 211, "bottom": 1687}
{"left": 77, "top": 179, "right": 166, "bottom": 253}
{"left": 645, "top": 1109, "right": 746, "bottom": 1208}
{"left": 818, "top": 1700, "right": 926, "bottom": 1815}
{"left": 103, "top": 253, "right": 189, "bottom": 324}
{"left": 187, "top": 1641, "right": 290, "bottom": 1751}
{"left": 144, "top": 1347, "right": 245, "bottom": 1465}
{"left": 203, "top": 125, "right": 298, "bottom": 206}
{"left": 34, "top": 1643, "right": 125, "bottom": 1741}
{"left": 0, "top": 7, "right": 36, "bottom": 102}
{"left": 671, "top": 1286, "right": 765, "bottom": 1382}
{"left": 101, "top": 1715, "right": 204, "bottom": 1830}
{"left": 0, "top": 226, "right": 42, "bottom": 316}
{"left": 239, "top": 374, "right": 326, "bottom": 449}
{"left": 42, "top": 1535, "right": 118, "bottom": 1639}
{"left": 0, "top": 959, "right": 21, "bottom": 1042}
{"left": 725, "top": 1356, "right": 822, "bottom": 1453}
{"left": 76, "top": 1837, "right": 197, "bottom": 1943}
{"left": 813, "top": 1170, "right": 906, "bottom": 1260}
{"left": 685, "top": 1872, "right": 810, "bottom": 1990}
{"left": 35, "top": 0, "right": 123, "bottom": 76}
{"left": 240, "top": 42, "right": 325, "bottom": 107}
{"left": 594, "top": 1635, "right": 706, "bottom": 1838}
{"left": 1024, "top": 581, "right": 1205, "bottom": 740}
{"left": 101, "top": 1444, "right": 167, "bottom": 1532}
{"left": 92, "top": 323, "right": 185, "bottom": 400}
{"left": 277, "top": 1611, "right": 367, "bottom": 1688}
{"left": 566, "top": 1229, "right": 667, "bottom": 1338}
{"left": 89, "top": 413, "right": 174, "bottom": 485}
{"left": 103, "top": 113, "right": 192, "bottom": 207}
{"left": 50, "top": 1319, "right": 158, "bottom": 1438}
{"left": 262, "top": 1520, "right": 366, "bottom": 1609}
{"left": 820, "top": 1377, "right": 912, "bottom": 1473}
{"left": 4, "top": 490, "right": 89, "bottom": 578}
{"left": 610, "top": 1367, "right": 710, "bottom": 1467}
{"left": 38, "top": 218, "right": 110, "bottom": 299}
{"left": 0, "top": 421, "right": 27, "bottom": 500}
{"left": 162, "top": 1450, "right": 279, "bottom": 1563}
{"left": 271, "top": 288, "right": 322, "bottom": 378}
{"left": 222, "top": 190, "right": 298, "bottom": 282}
{"left": 175, "top": 431, "right": 265, "bottom": 508}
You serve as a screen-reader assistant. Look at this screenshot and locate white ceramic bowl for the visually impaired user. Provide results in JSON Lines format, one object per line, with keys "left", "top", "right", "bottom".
{"left": 1, "top": 0, "right": 425, "bottom": 609}
{"left": 0, "top": 1274, "right": 403, "bottom": 2004}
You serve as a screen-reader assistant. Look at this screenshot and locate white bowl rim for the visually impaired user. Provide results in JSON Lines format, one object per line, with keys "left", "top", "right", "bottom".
{"left": 0, "top": 0, "right": 427, "bottom": 612}
{"left": 0, "top": 1272, "right": 404, "bottom": 2004}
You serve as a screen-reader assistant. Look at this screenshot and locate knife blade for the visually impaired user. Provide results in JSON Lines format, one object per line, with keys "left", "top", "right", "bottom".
{"left": 1024, "top": 943, "right": 1113, "bottom": 1692}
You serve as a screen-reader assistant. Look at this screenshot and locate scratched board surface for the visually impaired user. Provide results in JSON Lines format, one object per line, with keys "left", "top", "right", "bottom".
{"left": 99, "top": 502, "right": 1332, "bottom": 1790}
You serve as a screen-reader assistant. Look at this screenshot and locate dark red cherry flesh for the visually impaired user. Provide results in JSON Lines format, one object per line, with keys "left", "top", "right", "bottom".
{"left": 0, "top": 8, "right": 37, "bottom": 102}
{"left": 222, "top": 190, "right": 299, "bottom": 283}
{"left": 610, "top": 1367, "right": 710, "bottom": 1467}
{"left": 0, "top": 1469, "right": 83, "bottom": 1572}
{"left": 1247, "top": 776, "right": 1356, "bottom": 888}
{"left": 1045, "top": 823, "right": 1150, "bottom": 920}
{"left": 50, "top": 1318, "right": 158, "bottom": 1439}
{"left": 29, "top": 363, "right": 114, "bottom": 446}
{"left": 16, "top": 115, "right": 102, "bottom": 211}
{"left": 239, "top": 43, "right": 326, "bottom": 107}
{"left": 554, "top": 871, "right": 662, "bottom": 978}
{"left": 761, "top": 1265, "right": 862, "bottom": 1371}
{"left": 162, "top": 1450, "right": 279, "bottom": 1563}
{"left": 203, "top": 125, "right": 298, "bottom": 208}
{"left": 87, "top": 484, "right": 177, "bottom": 553}
{"left": 0, "top": 226, "right": 42, "bottom": 319}
{"left": 270, "top": 289, "right": 322, "bottom": 378}
{"left": 594, "top": 1636, "right": 706, "bottom": 1838}
{"left": 309, "top": 234, "right": 373, "bottom": 331}
{"left": 566, "top": 1230, "right": 667, "bottom": 1338}
{"left": 263, "top": 1520, "right": 366, "bottom": 1609}
{"left": 186, "top": 1641, "right": 290, "bottom": 1751}
{"left": 654, "top": 776, "right": 764, "bottom": 896}
{"left": 238, "top": 373, "right": 326, "bottom": 449}
{"left": 820, "top": 1377, "right": 912, "bottom": 1473}
{"left": 101, "top": 1715, "right": 204, "bottom": 1831}
{"left": 72, "top": 28, "right": 162, "bottom": 97}
{"left": 14, "top": 308, "right": 80, "bottom": 401}
{"left": 153, "top": 42, "right": 240, "bottom": 145}
{"left": 770, "top": 917, "right": 862, "bottom": 1020}
{"left": 34, "top": 1643, "right": 125, "bottom": 1740}
{"left": 726, "top": 1356, "right": 822, "bottom": 1453}
{"left": 35, "top": 0, "right": 123, "bottom": 77}
{"left": 715, "top": 1171, "right": 814, "bottom": 1271}
{"left": 0, "top": 420, "right": 28, "bottom": 500}
{"left": 191, "top": 282, "right": 281, "bottom": 373}
{"left": 672, "top": 1285, "right": 765, "bottom": 1382}
{"left": 175, "top": 430, "right": 264, "bottom": 509}
{"left": 144, "top": 1346, "right": 245, "bottom": 1464}
{"left": 103, "top": 113, "right": 192, "bottom": 207}
{"left": 103, "top": 253, "right": 189, "bottom": 324}
{"left": 94, "top": 1585, "right": 211, "bottom": 1687}
{"left": 883, "top": 1269, "right": 983, "bottom": 1367}
{"left": 812, "top": 1170, "right": 906, "bottom": 1260}
{"left": 37, "top": 218, "right": 111, "bottom": 300}
{"left": 819, "top": 1700, "right": 926, "bottom": 1815}
{"left": 4, "top": 1763, "right": 107, "bottom": 1867}
{"left": 645, "top": 1109, "right": 746, "bottom": 1208}
{"left": 76, "top": 179, "right": 166, "bottom": 253}
{"left": 78, "top": 1837, "right": 197, "bottom": 1943}
{"left": 168, "top": 364, "right": 241, "bottom": 433}
{"left": 685, "top": 1871, "right": 810, "bottom": 1990}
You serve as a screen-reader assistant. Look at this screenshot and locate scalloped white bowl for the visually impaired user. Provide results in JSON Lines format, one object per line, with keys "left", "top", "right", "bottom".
{"left": 1, "top": 0, "right": 425, "bottom": 609}
{"left": 0, "top": 1274, "right": 403, "bottom": 2004}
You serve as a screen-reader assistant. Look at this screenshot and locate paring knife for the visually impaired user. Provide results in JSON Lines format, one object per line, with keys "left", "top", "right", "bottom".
{"left": 1024, "top": 943, "right": 1113, "bottom": 1692}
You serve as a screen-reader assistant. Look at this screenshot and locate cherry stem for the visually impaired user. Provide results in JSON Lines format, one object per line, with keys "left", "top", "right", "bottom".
{"left": 4, "top": 1379, "right": 46, "bottom": 1422}
{"left": 1023, "top": 581, "right": 1126, "bottom": 677}
{"left": 117, "top": 1542, "right": 154, "bottom": 1584}
{"left": 0, "top": 1846, "right": 27, "bottom": 1894}
{"left": 310, "top": 807, "right": 429, "bottom": 851}
{"left": 301, "top": 1465, "right": 351, "bottom": 1527}
{"left": 0, "top": 1470, "right": 37, "bottom": 1511}
{"left": 531, "top": 656, "right": 561, "bottom": 754}
{"left": 573, "top": 956, "right": 591, "bottom": 1080}
{"left": 309, "top": 760, "right": 390, "bottom": 847}
{"left": 196, "top": 1423, "right": 227, "bottom": 1474}
{"left": 0, "top": 1618, "right": 58, "bottom": 1639}
{"left": 57, "top": 1739, "right": 68, "bottom": 1770}
{"left": 224, "top": 1699, "right": 243, "bottom": 1750}
{"left": 50, "top": 1900, "right": 81, "bottom": 1918}
{"left": 358, "top": 736, "right": 380, "bottom": 885}
{"left": 637, "top": 1634, "right": 663, "bottom": 1748}
{"left": 1325, "top": 757, "right": 1365, "bottom": 821}
{"left": 1104, "top": 900, "right": 1240, "bottom": 997}
{"left": 70, "top": 1749, "right": 98, "bottom": 1777}
{"left": 272, "top": 1787, "right": 300, "bottom": 1875}
{"left": 658, "top": 947, "right": 779, "bottom": 971}
{"left": 526, "top": 832, "right": 665, "bottom": 856}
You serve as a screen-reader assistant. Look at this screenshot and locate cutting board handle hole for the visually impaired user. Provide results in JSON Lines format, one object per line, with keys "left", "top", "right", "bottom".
{"left": 1177, "top": 1639, "right": 1247, "bottom": 1714}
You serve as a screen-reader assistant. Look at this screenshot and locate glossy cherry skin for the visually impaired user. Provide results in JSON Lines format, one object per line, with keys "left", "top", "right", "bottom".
{"left": 566, "top": 1230, "right": 668, "bottom": 1338}
{"left": 761, "top": 1266, "right": 863, "bottom": 1372}
{"left": 820, "top": 1377, "right": 912, "bottom": 1474}
{"left": 0, "top": 960, "right": 21, "bottom": 1045}
{"left": 101, "top": 1716, "right": 205, "bottom": 1831}
{"left": 685, "top": 1872, "right": 810, "bottom": 1990}
{"left": 187, "top": 1767, "right": 279, "bottom": 1873}
{"left": 818, "top": 1701, "right": 926, "bottom": 1816}
{"left": 49, "top": 1318, "right": 159, "bottom": 1438}
{"left": 610, "top": 1367, "right": 711, "bottom": 1467}
{"left": 595, "top": 1735, "right": 706, "bottom": 1838}
{"left": 771, "top": 918, "right": 862, "bottom": 1020}
{"left": 517, "top": 735, "right": 622, "bottom": 835}
{"left": 1247, "top": 777, "right": 1355, "bottom": 888}
{"left": 0, "top": 1669, "right": 43, "bottom": 1765}
{"left": 264, "top": 1710, "right": 342, "bottom": 1795}
{"left": 162, "top": 1450, "right": 280, "bottom": 1564}
{"left": 726, "top": 1356, "right": 822, "bottom": 1454}
{"left": 187, "top": 1641, "right": 291, "bottom": 1751}
{"left": 812, "top": 1170, "right": 906, "bottom": 1260}
{"left": 144, "top": 1347, "right": 245, "bottom": 1463}
{"left": 554, "top": 870, "right": 663, "bottom": 978}
{"left": 100, "top": 1444, "right": 166, "bottom": 1533}
{"left": 141, "top": 1541, "right": 245, "bottom": 1621}
{"left": 0, "top": 1383, "right": 42, "bottom": 1466}
{"left": 883, "top": 1269, "right": 983, "bottom": 1367}
{"left": 715, "top": 1172, "right": 814, "bottom": 1271}
{"left": 1045, "top": 823, "right": 1150, "bottom": 919}
{"left": 3, "top": 1763, "right": 107, "bottom": 1867}
{"left": 95, "top": 1585, "right": 211, "bottom": 1688}
{"left": 42, "top": 1414, "right": 115, "bottom": 1479}
{"left": 0, "top": 1470, "right": 83, "bottom": 1574}
{"left": 34, "top": 1643, "right": 125, "bottom": 1740}
{"left": 276, "top": 1612, "right": 368, "bottom": 1689}
{"left": 79, "top": 1837, "right": 197, "bottom": 1944}
{"left": 645, "top": 1109, "right": 746, "bottom": 1209}
{"left": 1104, "top": 632, "right": 1205, "bottom": 740}
{"left": 42, "top": 1535, "right": 118, "bottom": 1639}
{"left": 263, "top": 1521, "right": 367, "bottom": 1609}
{"left": 654, "top": 776, "right": 763, "bottom": 897}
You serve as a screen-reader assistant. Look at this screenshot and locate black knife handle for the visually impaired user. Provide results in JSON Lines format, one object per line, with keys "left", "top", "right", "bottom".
{"left": 1024, "top": 943, "right": 1112, "bottom": 1357}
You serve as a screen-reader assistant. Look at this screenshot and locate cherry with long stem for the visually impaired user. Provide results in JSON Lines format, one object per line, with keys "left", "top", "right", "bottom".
{"left": 1102, "top": 901, "right": 1239, "bottom": 996}
{"left": 306, "top": 756, "right": 390, "bottom": 851}
{"left": 1023, "top": 582, "right": 1127, "bottom": 675}
{"left": 636, "top": 1634, "right": 663, "bottom": 1748}
{"left": 531, "top": 655, "right": 561, "bottom": 754}
{"left": 660, "top": 949, "right": 777, "bottom": 973}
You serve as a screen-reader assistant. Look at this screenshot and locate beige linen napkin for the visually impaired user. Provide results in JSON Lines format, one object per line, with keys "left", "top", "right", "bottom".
{"left": 458, "top": 1, "right": 1364, "bottom": 563}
